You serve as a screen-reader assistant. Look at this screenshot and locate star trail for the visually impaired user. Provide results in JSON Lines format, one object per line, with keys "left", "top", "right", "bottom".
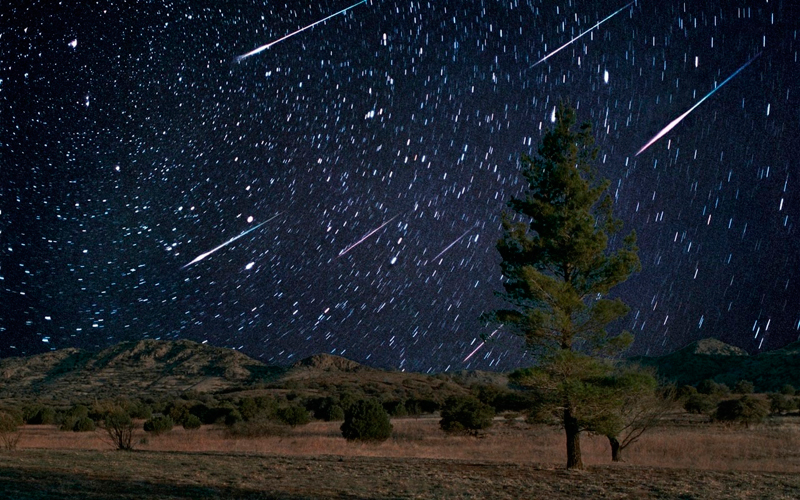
{"left": 1, "top": 0, "right": 798, "bottom": 372}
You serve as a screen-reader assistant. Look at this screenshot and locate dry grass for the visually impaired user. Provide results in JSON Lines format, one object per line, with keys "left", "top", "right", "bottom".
{"left": 14, "top": 417, "right": 800, "bottom": 473}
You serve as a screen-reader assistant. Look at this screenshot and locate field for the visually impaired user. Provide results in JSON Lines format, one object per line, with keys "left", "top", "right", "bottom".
{"left": 2, "top": 418, "right": 800, "bottom": 499}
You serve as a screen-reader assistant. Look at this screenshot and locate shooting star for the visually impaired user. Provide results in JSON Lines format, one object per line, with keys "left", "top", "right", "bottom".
{"left": 635, "top": 53, "right": 761, "bottom": 156}
{"left": 463, "top": 327, "right": 502, "bottom": 363}
{"left": 529, "top": 1, "right": 634, "bottom": 70}
{"left": 181, "top": 213, "right": 280, "bottom": 269}
{"left": 235, "top": 0, "right": 367, "bottom": 61}
{"left": 428, "top": 226, "right": 478, "bottom": 264}
{"left": 337, "top": 214, "right": 399, "bottom": 258}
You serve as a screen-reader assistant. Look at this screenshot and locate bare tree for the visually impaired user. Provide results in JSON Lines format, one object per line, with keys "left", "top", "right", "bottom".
{"left": 102, "top": 409, "right": 135, "bottom": 451}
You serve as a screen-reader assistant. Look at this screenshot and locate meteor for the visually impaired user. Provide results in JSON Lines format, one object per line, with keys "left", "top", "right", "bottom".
{"left": 235, "top": 0, "right": 367, "bottom": 61}
{"left": 463, "top": 327, "right": 502, "bottom": 363}
{"left": 636, "top": 53, "right": 761, "bottom": 156}
{"left": 337, "top": 214, "right": 399, "bottom": 258}
{"left": 529, "top": 1, "right": 635, "bottom": 70}
{"left": 181, "top": 213, "right": 280, "bottom": 269}
{"left": 428, "top": 226, "right": 477, "bottom": 264}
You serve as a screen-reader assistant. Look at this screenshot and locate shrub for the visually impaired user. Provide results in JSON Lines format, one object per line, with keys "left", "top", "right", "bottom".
{"left": 383, "top": 400, "right": 408, "bottom": 418}
{"left": 439, "top": 395, "right": 495, "bottom": 435}
{"left": 276, "top": 406, "right": 310, "bottom": 427}
{"left": 73, "top": 417, "right": 96, "bottom": 432}
{"left": 715, "top": 396, "right": 769, "bottom": 427}
{"left": 697, "top": 379, "right": 729, "bottom": 396}
{"left": 0, "top": 410, "right": 22, "bottom": 450}
{"left": 676, "top": 385, "right": 698, "bottom": 400}
{"left": 340, "top": 399, "right": 393, "bottom": 442}
{"left": 60, "top": 405, "right": 90, "bottom": 431}
{"left": 143, "top": 415, "right": 174, "bottom": 435}
{"left": 733, "top": 380, "right": 755, "bottom": 394}
{"left": 768, "top": 393, "right": 796, "bottom": 414}
{"left": 683, "top": 394, "right": 716, "bottom": 415}
{"left": 780, "top": 384, "right": 796, "bottom": 396}
{"left": 24, "top": 405, "right": 56, "bottom": 425}
{"left": 103, "top": 410, "right": 135, "bottom": 450}
{"left": 182, "top": 414, "right": 202, "bottom": 430}
{"left": 224, "top": 409, "right": 243, "bottom": 427}
{"left": 405, "top": 398, "right": 440, "bottom": 416}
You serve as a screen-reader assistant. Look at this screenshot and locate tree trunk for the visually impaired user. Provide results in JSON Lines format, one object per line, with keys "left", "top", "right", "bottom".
{"left": 608, "top": 435, "right": 622, "bottom": 462}
{"left": 564, "top": 408, "right": 583, "bottom": 469}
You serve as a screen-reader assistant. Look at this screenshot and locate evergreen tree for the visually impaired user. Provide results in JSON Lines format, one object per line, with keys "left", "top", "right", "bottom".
{"left": 488, "top": 104, "right": 640, "bottom": 469}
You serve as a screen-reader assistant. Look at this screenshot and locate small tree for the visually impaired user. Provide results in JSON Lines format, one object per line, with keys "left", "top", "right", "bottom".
{"left": 182, "top": 414, "right": 202, "bottom": 430}
{"left": 143, "top": 415, "right": 174, "bottom": 435}
{"left": 340, "top": 399, "right": 393, "bottom": 442}
{"left": 780, "top": 384, "right": 796, "bottom": 396}
{"left": 276, "top": 406, "right": 310, "bottom": 427}
{"left": 486, "top": 104, "right": 640, "bottom": 469}
{"left": 683, "top": 394, "right": 717, "bottom": 415}
{"left": 0, "top": 410, "right": 22, "bottom": 450}
{"left": 768, "top": 393, "right": 796, "bottom": 415}
{"left": 733, "top": 380, "right": 755, "bottom": 394}
{"left": 103, "top": 410, "right": 135, "bottom": 451}
{"left": 439, "top": 395, "right": 495, "bottom": 435}
{"left": 715, "top": 396, "right": 769, "bottom": 427}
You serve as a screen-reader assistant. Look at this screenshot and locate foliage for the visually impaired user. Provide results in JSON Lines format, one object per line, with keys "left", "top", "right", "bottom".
{"left": 404, "top": 398, "right": 439, "bottom": 416}
{"left": 697, "top": 379, "right": 729, "bottom": 396}
{"left": 60, "top": 405, "right": 90, "bottom": 431}
{"left": 383, "top": 400, "right": 408, "bottom": 418}
{"left": 340, "top": 399, "right": 393, "bottom": 442}
{"left": 0, "top": 410, "right": 22, "bottom": 450}
{"left": 239, "top": 396, "right": 279, "bottom": 422}
{"left": 439, "top": 396, "right": 495, "bottom": 435}
{"left": 767, "top": 393, "right": 796, "bottom": 415}
{"left": 714, "top": 396, "right": 769, "bottom": 427}
{"left": 733, "top": 380, "right": 754, "bottom": 394}
{"left": 23, "top": 405, "right": 56, "bottom": 425}
{"left": 683, "top": 394, "right": 717, "bottom": 415}
{"left": 72, "top": 417, "right": 96, "bottom": 432}
{"left": 276, "top": 406, "right": 310, "bottom": 427}
{"left": 143, "top": 415, "right": 174, "bottom": 435}
{"left": 485, "top": 104, "right": 639, "bottom": 469}
{"left": 102, "top": 409, "right": 135, "bottom": 451}
{"left": 182, "top": 414, "right": 202, "bottom": 430}
{"left": 780, "top": 384, "right": 796, "bottom": 396}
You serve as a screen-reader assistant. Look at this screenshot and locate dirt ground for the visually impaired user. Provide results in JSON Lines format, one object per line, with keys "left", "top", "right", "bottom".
{"left": 2, "top": 418, "right": 799, "bottom": 499}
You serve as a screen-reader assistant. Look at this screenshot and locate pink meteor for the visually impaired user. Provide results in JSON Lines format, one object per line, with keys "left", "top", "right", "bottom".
{"left": 636, "top": 53, "right": 761, "bottom": 156}
{"left": 463, "top": 327, "right": 502, "bottom": 363}
{"left": 429, "top": 225, "right": 478, "bottom": 264}
{"left": 337, "top": 214, "right": 399, "bottom": 258}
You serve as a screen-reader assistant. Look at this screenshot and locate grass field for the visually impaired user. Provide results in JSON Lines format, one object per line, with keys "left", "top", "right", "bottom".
{"left": 2, "top": 418, "right": 800, "bottom": 499}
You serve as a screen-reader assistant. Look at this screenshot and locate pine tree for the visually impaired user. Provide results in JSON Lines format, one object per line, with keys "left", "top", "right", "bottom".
{"left": 488, "top": 104, "right": 640, "bottom": 469}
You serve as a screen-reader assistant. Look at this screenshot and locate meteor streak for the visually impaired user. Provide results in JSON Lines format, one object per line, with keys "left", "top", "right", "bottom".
{"left": 181, "top": 213, "right": 280, "bottom": 269}
{"left": 337, "top": 214, "right": 399, "bottom": 258}
{"left": 635, "top": 53, "right": 761, "bottom": 156}
{"left": 529, "top": 1, "right": 634, "bottom": 70}
{"left": 463, "top": 327, "right": 502, "bottom": 363}
{"left": 235, "top": 0, "right": 367, "bottom": 61}
{"left": 429, "top": 226, "right": 477, "bottom": 263}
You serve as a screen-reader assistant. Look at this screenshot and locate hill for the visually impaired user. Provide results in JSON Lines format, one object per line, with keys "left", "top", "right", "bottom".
{"left": 634, "top": 338, "right": 800, "bottom": 391}
{"left": 0, "top": 340, "right": 475, "bottom": 404}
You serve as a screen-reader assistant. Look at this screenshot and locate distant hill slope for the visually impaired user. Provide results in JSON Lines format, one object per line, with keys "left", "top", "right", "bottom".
{"left": 634, "top": 338, "right": 800, "bottom": 391}
{"left": 0, "top": 339, "right": 285, "bottom": 400}
{"left": 0, "top": 340, "right": 474, "bottom": 403}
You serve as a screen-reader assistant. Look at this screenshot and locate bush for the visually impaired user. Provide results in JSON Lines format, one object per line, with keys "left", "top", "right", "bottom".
{"left": 780, "top": 384, "right": 796, "bottom": 396}
{"left": 183, "top": 414, "right": 202, "bottom": 430}
{"left": 103, "top": 410, "right": 135, "bottom": 450}
{"left": 73, "top": 417, "right": 96, "bottom": 432}
{"left": 683, "top": 394, "right": 716, "bottom": 415}
{"left": 24, "top": 405, "right": 56, "bottom": 425}
{"left": 276, "top": 406, "right": 310, "bottom": 427}
{"left": 341, "top": 399, "right": 393, "bottom": 442}
{"left": 439, "top": 396, "right": 495, "bottom": 434}
{"left": 383, "top": 400, "right": 408, "bottom": 418}
{"left": 733, "top": 380, "right": 755, "bottom": 394}
{"left": 143, "top": 415, "right": 174, "bottom": 435}
{"left": 60, "top": 405, "right": 90, "bottom": 431}
{"left": 697, "top": 379, "right": 728, "bottom": 396}
{"left": 714, "top": 396, "right": 769, "bottom": 427}
{"left": 0, "top": 410, "right": 22, "bottom": 450}
{"left": 404, "top": 398, "right": 439, "bottom": 416}
{"left": 768, "top": 393, "right": 796, "bottom": 415}
{"left": 676, "top": 385, "right": 698, "bottom": 400}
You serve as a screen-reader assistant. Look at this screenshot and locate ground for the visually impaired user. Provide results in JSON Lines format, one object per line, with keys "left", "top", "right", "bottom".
{"left": 1, "top": 418, "right": 799, "bottom": 499}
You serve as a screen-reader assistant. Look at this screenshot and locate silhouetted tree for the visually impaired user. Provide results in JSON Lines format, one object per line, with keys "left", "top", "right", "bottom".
{"left": 486, "top": 104, "right": 640, "bottom": 469}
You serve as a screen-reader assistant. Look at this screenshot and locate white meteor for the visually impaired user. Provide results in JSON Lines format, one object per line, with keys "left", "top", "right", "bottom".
{"left": 635, "top": 53, "right": 761, "bottom": 156}
{"left": 529, "top": 1, "right": 635, "bottom": 70}
{"left": 337, "top": 214, "right": 399, "bottom": 258}
{"left": 235, "top": 0, "right": 367, "bottom": 61}
{"left": 463, "top": 327, "right": 502, "bottom": 363}
{"left": 181, "top": 213, "right": 280, "bottom": 269}
{"left": 429, "top": 226, "right": 478, "bottom": 264}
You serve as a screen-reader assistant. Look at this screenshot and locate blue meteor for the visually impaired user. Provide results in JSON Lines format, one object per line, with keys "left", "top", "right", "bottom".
{"left": 529, "top": 1, "right": 635, "bottom": 70}
{"left": 636, "top": 53, "right": 761, "bottom": 156}
{"left": 236, "top": 0, "right": 367, "bottom": 61}
{"left": 181, "top": 213, "right": 280, "bottom": 269}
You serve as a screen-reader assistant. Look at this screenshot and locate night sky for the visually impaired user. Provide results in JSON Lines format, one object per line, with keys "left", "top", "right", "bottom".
{"left": 2, "top": 0, "right": 798, "bottom": 372}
